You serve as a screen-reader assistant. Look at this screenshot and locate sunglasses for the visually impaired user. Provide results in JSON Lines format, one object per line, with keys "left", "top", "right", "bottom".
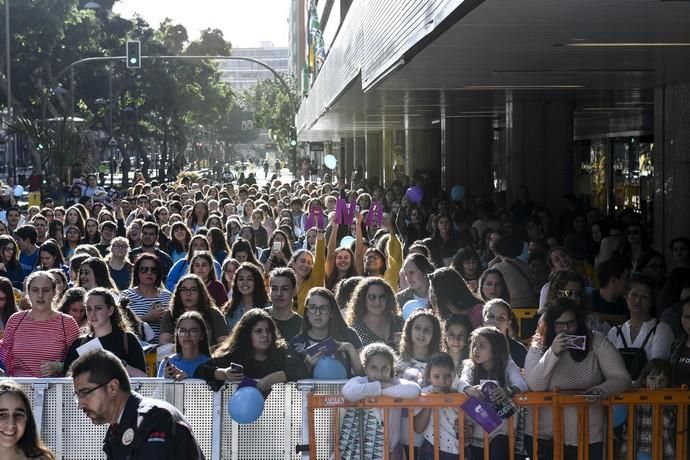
{"left": 139, "top": 266, "right": 159, "bottom": 274}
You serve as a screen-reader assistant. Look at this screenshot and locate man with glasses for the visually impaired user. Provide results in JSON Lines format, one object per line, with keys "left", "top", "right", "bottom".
{"left": 71, "top": 349, "right": 204, "bottom": 459}
{"left": 129, "top": 222, "right": 173, "bottom": 282}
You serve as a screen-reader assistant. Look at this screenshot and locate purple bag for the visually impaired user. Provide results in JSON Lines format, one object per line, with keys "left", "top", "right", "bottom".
{"left": 461, "top": 396, "right": 503, "bottom": 434}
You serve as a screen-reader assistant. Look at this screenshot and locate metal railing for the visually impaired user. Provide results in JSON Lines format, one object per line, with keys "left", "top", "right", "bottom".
{"left": 10, "top": 378, "right": 690, "bottom": 460}
{"left": 307, "top": 388, "right": 690, "bottom": 460}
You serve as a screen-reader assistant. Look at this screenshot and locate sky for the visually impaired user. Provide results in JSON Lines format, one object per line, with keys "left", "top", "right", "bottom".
{"left": 113, "top": 0, "right": 290, "bottom": 48}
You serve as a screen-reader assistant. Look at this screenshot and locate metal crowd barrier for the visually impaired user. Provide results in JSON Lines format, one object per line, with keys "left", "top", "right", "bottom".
{"left": 10, "top": 377, "right": 346, "bottom": 460}
{"left": 10, "top": 378, "right": 690, "bottom": 460}
{"left": 307, "top": 388, "right": 690, "bottom": 460}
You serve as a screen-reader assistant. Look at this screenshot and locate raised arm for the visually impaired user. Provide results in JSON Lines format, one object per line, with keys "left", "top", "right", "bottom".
{"left": 324, "top": 213, "right": 339, "bottom": 279}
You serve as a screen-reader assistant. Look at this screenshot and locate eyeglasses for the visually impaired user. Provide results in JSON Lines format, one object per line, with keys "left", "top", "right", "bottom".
{"left": 73, "top": 381, "right": 109, "bottom": 403}
{"left": 558, "top": 289, "right": 583, "bottom": 298}
{"left": 306, "top": 305, "right": 329, "bottom": 315}
{"left": 139, "top": 266, "right": 158, "bottom": 274}
{"left": 554, "top": 319, "right": 577, "bottom": 330}
{"left": 177, "top": 328, "right": 201, "bottom": 336}
{"left": 179, "top": 287, "right": 199, "bottom": 295}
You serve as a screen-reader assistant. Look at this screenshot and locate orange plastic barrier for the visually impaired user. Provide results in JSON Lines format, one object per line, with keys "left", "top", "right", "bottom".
{"left": 306, "top": 389, "right": 690, "bottom": 460}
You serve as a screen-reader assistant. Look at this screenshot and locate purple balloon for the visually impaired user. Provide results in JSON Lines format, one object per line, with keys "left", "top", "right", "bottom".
{"left": 405, "top": 186, "right": 424, "bottom": 203}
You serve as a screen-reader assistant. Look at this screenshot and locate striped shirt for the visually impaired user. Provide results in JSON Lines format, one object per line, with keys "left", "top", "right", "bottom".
{"left": 0, "top": 311, "right": 80, "bottom": 377}
{"left": 121, "top": 288, "right": 172, "bottom": 342}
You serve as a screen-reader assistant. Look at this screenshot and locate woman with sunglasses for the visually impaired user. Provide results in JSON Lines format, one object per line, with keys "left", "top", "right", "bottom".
{"left": 158, "top": 311, "right": 212, "bottom": 380}
{"left": 159, "top": 274, "right": 228, "bottom": 347}
{"left": 121, "top": 254, "right": 172, "bottom": 342}
{"left": 63, "top": 287, "right": 147, "bottom": 377}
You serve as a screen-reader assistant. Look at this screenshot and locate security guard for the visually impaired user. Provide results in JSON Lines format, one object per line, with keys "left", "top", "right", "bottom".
{"left": 71, "top": 349, "right": 204, "bottom": 460}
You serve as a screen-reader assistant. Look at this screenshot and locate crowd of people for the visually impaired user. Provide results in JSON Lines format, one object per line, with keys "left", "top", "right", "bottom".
{"left": 0, "top": 170, "right": 688, "bottom": 460}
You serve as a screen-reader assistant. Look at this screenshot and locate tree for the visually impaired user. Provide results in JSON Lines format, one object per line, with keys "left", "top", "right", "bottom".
{"left": 242, "top": 75, "right": 299, "bottom": 155}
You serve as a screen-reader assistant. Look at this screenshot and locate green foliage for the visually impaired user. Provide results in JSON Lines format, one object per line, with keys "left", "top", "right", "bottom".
{"left": 242, "top": 75, "right": 299, "bottom": 153}
{"left": 7, "top": 116, "right": 87, "bottom": 181}
{"left": 1, "top": 1, "right": 249, "bottom": 185}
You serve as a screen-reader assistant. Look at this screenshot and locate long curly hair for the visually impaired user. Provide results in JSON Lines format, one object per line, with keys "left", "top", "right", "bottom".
{"left": 399, "top": 309, "right": 442, "bottom": 361}
{"left": 223, "top": 262, "right": 268, "bottom": 317}
{"left": 346, "top": 277, "right": 399, "bottom": 325}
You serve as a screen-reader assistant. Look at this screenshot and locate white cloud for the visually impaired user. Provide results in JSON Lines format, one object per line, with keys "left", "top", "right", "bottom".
{"left": 113, "top": 0, "right": 289, "bottom": 48}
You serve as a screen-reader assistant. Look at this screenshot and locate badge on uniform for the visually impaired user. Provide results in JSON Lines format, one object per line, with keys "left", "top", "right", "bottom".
{"left": 122, "top": 428, "right": 134, "bottom": 446}
{"left": 147, "top": 431, "right": 167, "bottom": 443}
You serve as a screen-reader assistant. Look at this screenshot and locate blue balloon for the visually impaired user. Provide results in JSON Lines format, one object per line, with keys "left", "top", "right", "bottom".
{"left": 228, "top": 386, "right": 265, "bottom": 424}
{"left": 612, "top": 405, "right": 627, "bottom": 428}
{"left": 402, "top": 299, "right": 426, "bottom": 320}
{"left": 636, "top": 453, "right": 651, "bottom": 460}
{"left": 405, "top": 186, "right": 424, "bottom": 203}
{"left": 450, "top": 185, "right": 465, "bottom": 202}
{"left": 340, "top": 235, "right": 355, "bottom": 248}
{"left": 313, "top": 356, "right": 348, "bottom": 380}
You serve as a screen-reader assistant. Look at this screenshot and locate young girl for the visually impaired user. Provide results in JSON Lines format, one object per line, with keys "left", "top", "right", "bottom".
{"left": 398, "top": 309, "right": 443, "bottom": 385}
{"left": 443, "top": 314, "right": 473, "bottom": 372}
{"left": 620, "top": 359, "right": 676, "bottom": 460}
{"left": 340, "top": 343, "right": 421, "bottom": 460}
{"left": 482, "top": 299, "right": 527, "bottom": 368}
{"left": 222, "top": 262, "right": 268, "bottom": 330}
{"left": 458, "top": 326, "right": 528, "bottom": 460}
{"left": 0, "top": 380, "right": 56, "bottom": 459}
{"left": 289, "top": 287, "right": 363, "bottom": 377}
{"left": 414, "top": 352, "right": 463, "bottom": 460}
{"left": 189, "top": 251, "right": 228, "bottom": 308}
{"left": 158, "top": 311, "right": 212, "bottom": 381}
{"left": 398, "top": 310, "right": 443, "bottom": 453}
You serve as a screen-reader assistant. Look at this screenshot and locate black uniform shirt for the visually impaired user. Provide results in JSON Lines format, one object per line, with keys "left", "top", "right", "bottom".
{"left": 104, "top": 392, "right": 204, "bottom": 460}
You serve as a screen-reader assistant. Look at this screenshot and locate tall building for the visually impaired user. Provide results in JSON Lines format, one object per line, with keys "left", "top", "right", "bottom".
{"left": 218, "top": 43, "right": 289, "bottom": 92}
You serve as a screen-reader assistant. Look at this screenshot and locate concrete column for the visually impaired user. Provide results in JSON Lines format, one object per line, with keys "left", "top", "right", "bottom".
{"left": 382, "top": 129, "right": 396, "bottom": 187}
{"left": 365, "top": 131, "right": 383, "bottom": 185}
{"left": 505, "top": 94, "right": 574, "bottom": 212}
{"left": 445, "top": 117, "right": 493, "bottom": 199}
{"left": 654, "top": 83, "right": 690, "bottom": 256}
{"left": 342, "top": 137, "right": 354, "bottom": 185}
{"left": 353, "top": 136, "right": 365, "bottom": 174}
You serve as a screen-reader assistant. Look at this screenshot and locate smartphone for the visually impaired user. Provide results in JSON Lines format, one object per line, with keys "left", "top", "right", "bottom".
{"left": 273, "top": 241, "right": 282, "bottom": 252}
{"left": 229, "top": 362, "right": 244, "bottom": 372}
{"left": 563, "top": 335, "right": 587, "bottom": 350}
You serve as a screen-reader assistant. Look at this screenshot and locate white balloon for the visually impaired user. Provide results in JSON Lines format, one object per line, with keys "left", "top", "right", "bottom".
{"left": 340, "top": 235, "right": 355, "bottom": 247}
{"left": 324, "top": 155, "right": 337, "bottom": 169}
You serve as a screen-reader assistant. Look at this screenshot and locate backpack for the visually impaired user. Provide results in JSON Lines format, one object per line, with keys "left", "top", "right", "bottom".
{"left": 615, "top": 321, "right": 658, "bottom": 380}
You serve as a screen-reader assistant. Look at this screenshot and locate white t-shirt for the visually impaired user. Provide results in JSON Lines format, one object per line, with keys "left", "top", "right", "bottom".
{"left": 413, "top": 386, "right": 460, "bottom": 454}
{"left": 606, "top": 318, "right": 674, "bottom": 361}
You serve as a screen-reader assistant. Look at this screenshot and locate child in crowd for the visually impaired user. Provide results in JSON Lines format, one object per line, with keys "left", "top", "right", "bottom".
{"left": 398, "top": 309, "right": 442, "bottom": 385}
{"left": 340, "top": 343, "right": 421, "bottom": 460}
{"left": 443, "top": 314, "right": 473, "bottom": 379}
{"left": 620, "top": 359, "right": 676, "bottom": 460}
{"left": 414, "top": 352, "right": 464, "bottom": 460}
{"left": 158, "top": 311, "right": 212, "bottom": 380}
{"left": 457, "top": 326, "right": 527, "bottom": 460}
{"left": 397, "top": 309, "right": 442, "bottom": 453}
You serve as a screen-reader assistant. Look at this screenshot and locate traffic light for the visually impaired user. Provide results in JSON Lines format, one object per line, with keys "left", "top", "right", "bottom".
{"left": 289, "top": 127, "right": 297, "bottom": 147}
{"left": 126, "top": 40, "right": 141, "bottom": 68}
